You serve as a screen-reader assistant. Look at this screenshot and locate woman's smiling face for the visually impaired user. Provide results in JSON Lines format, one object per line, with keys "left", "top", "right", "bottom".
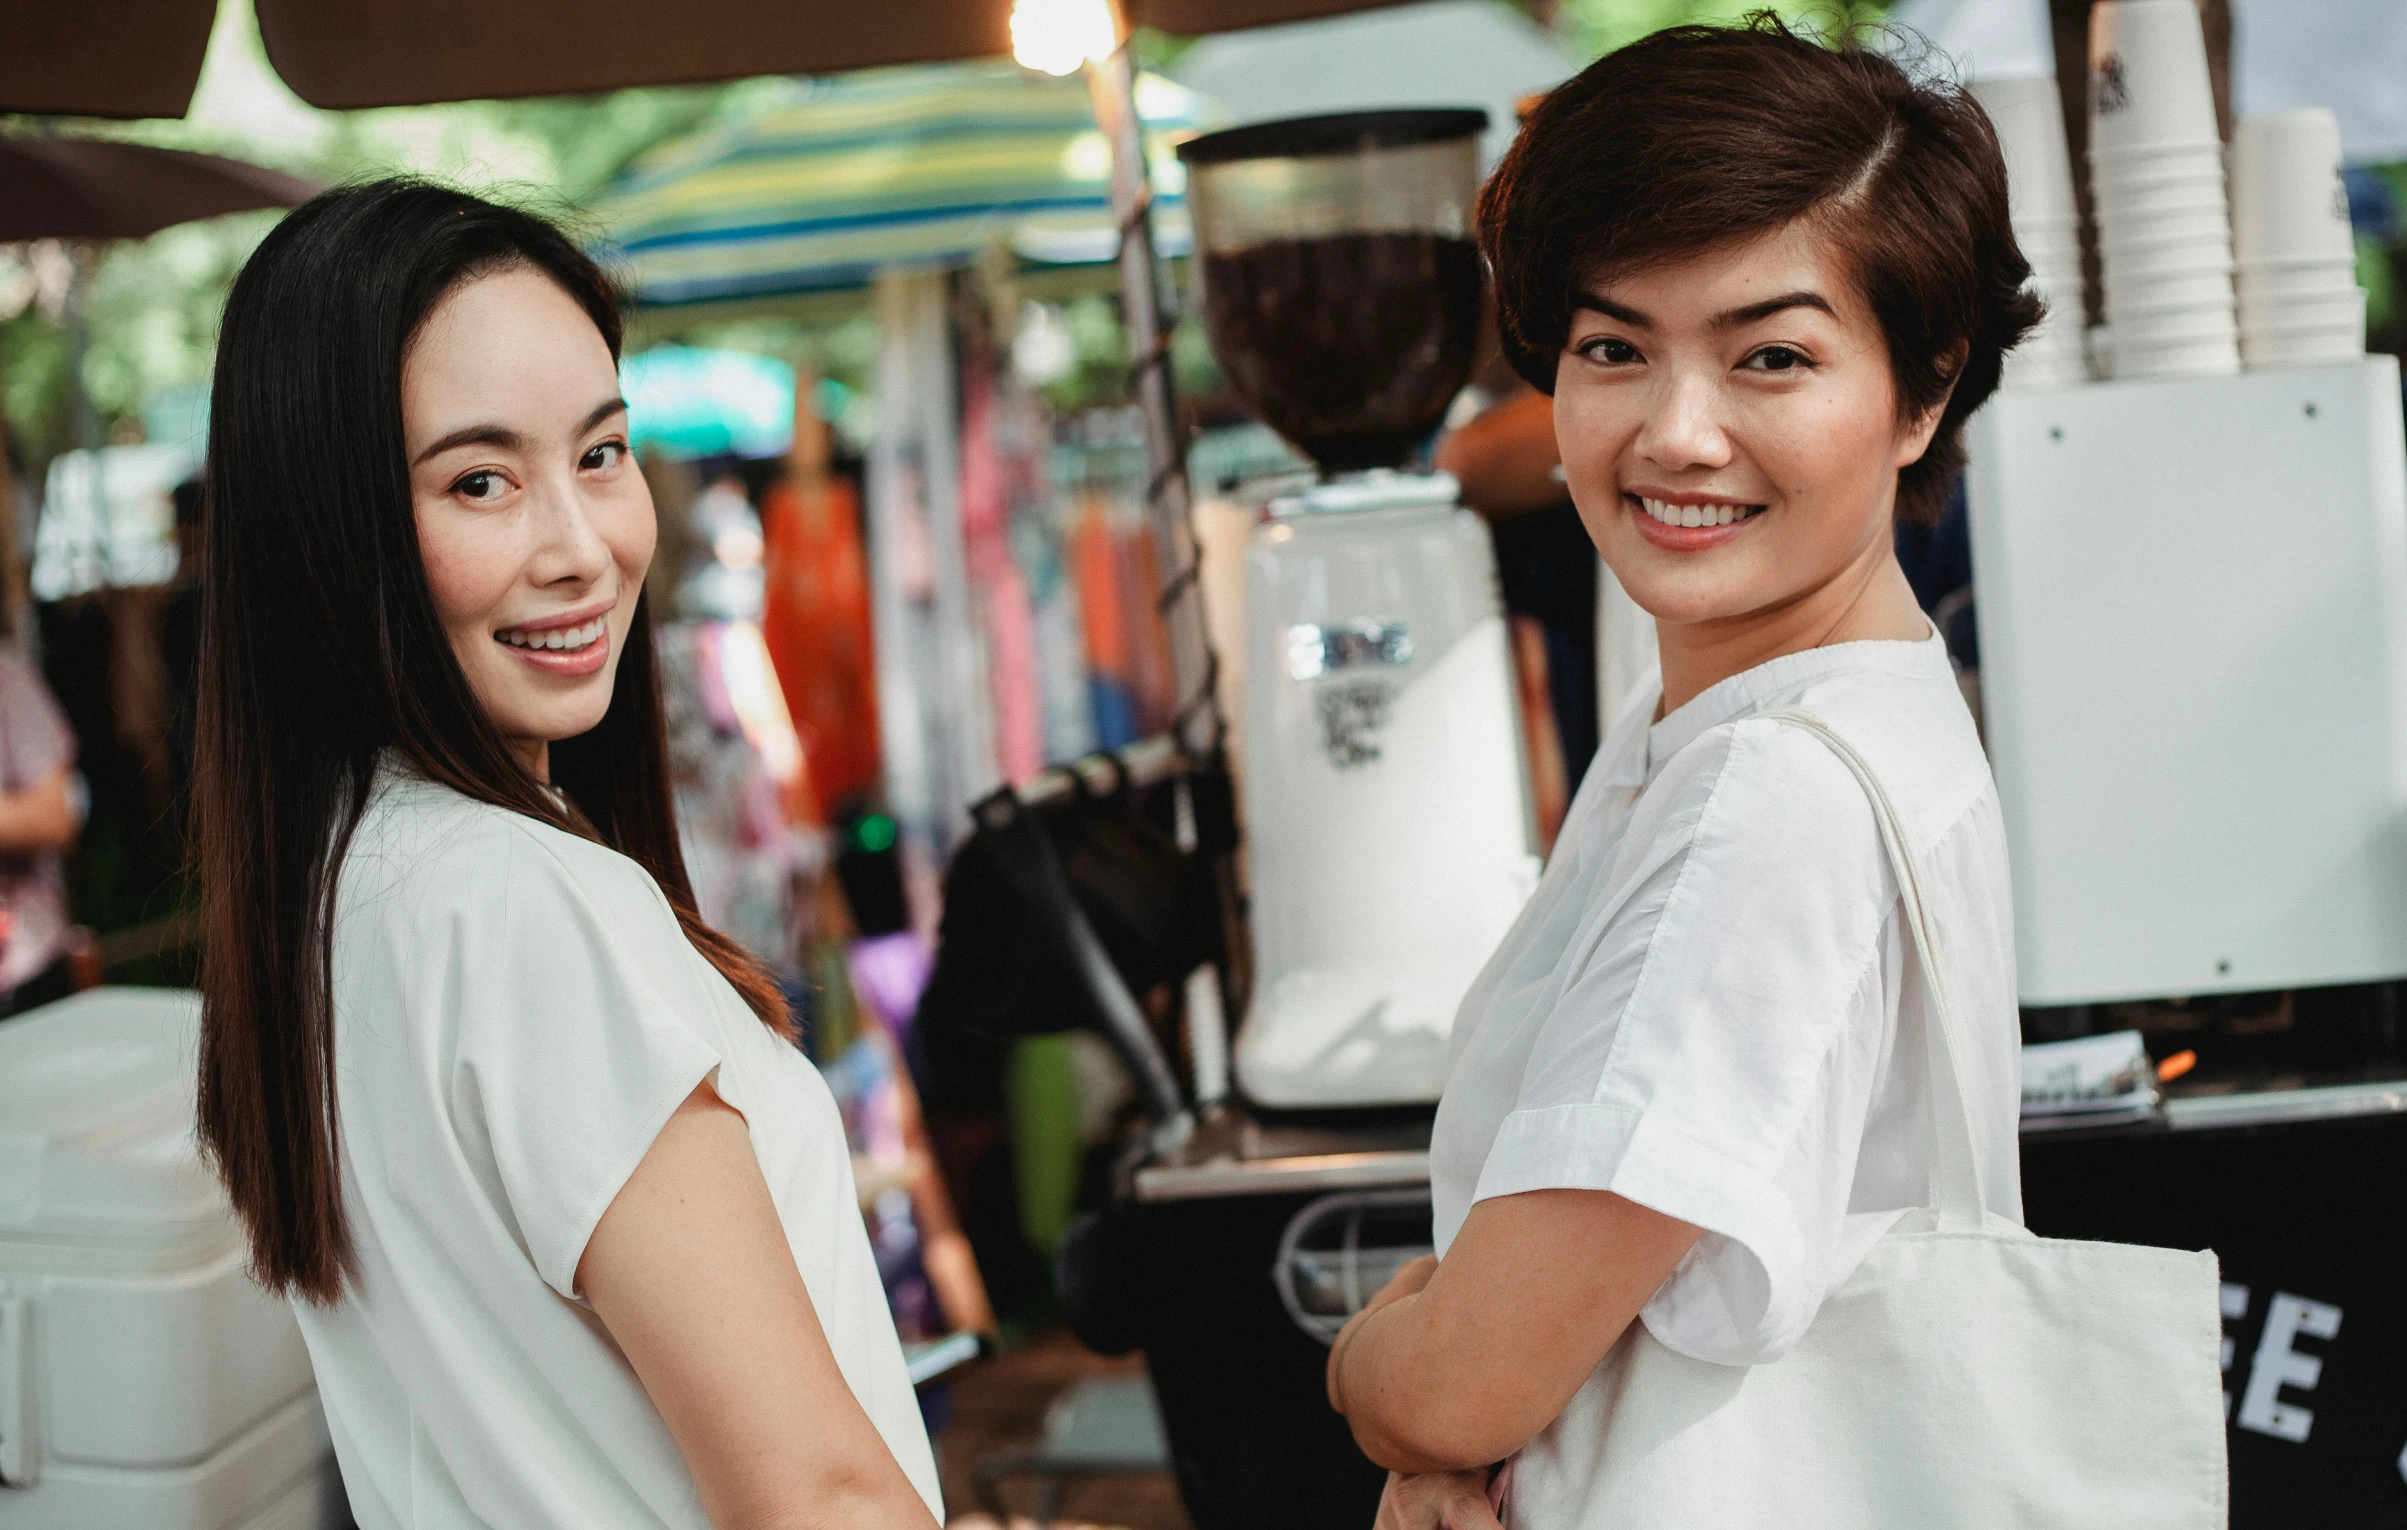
{"left": 1552, "top": 221, "right": 1945, "bottom": 632}
{"left": 401, "top": 265, "right": 654, "bottom": 778}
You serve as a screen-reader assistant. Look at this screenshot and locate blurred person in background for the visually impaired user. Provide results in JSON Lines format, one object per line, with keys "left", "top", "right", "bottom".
{"left": 0, "top": 632, "right": 80, "bottom": 1017}
{"left": 1437, "top": 379, "right": 1600, "bottom": 794}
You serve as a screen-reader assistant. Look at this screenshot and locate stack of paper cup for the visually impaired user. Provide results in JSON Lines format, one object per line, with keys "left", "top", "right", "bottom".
{"left": 1972, "top": 76, "right": 2088, "bottom": 391}
{"left": 2230, "top": 109, "right": 2365, "bottom": 370}
{"left": 2087, "top": 0, "right": 2240, "bottom": 380}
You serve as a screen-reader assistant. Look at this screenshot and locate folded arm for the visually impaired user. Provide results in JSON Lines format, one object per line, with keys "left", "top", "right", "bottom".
{"left": 579, "top": 1084, "right": 939, "bottom": 1530}
{"left": 1328, "top": 1187, "right": 1701, "bottom": 1474}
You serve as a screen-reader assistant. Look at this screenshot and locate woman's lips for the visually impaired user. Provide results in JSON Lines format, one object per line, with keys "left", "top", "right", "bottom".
{"left": 493, "top": 613, "right": 611, "bottom": 678}
{"left": 1626, "top": 492, "right": 1765, "bottom": 551}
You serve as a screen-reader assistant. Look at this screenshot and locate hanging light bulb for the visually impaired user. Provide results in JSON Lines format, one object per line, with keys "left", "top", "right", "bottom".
{"left": 1009, "top": 0, "right": 1120, "bottom": 76}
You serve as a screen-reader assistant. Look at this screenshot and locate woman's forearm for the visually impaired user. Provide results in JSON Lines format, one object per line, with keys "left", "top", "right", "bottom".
{"left": 1330, "top": 1189, "right": 1706, "bottom": 1476}
{"left": 1335, "top": 1293, "right": 1509, "bottom": 1473}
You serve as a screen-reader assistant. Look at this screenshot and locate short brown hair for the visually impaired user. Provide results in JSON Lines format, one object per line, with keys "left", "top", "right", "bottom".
{"left": 1479, "top": 14, "right": 2043, "bottom": 525}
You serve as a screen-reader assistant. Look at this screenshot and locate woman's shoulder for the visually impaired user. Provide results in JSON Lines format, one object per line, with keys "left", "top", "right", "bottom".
{"left": 343, "top": 771, "right": 672, "bottom": 936}
{"left": 1659, "top": 668, "right": 1991, "bottom": 866}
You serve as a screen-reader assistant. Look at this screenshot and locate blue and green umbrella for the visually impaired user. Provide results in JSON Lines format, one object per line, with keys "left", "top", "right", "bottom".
{"left": 590, "top": 59, "right": 1212, "bottom": 310}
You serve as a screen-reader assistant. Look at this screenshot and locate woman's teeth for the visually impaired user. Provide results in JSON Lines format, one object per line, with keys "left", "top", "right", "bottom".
{"left": 1639, "top": 496, "right": 1758, "bottom": 529}
{"left": 497, "top": 617, "right": 606, "bottom": 653}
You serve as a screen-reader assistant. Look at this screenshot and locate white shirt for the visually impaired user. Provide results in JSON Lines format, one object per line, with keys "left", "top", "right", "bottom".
{"left": 1430, "top": 628, "right": 2023, "bottom": 1366}
{"left": 296, "top": 768, "right": 943, "bottom": 1529}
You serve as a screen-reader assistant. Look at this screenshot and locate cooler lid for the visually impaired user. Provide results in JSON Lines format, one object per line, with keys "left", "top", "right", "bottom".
{"left": 0, "top": 987, "right": 234, "bottom": 1255}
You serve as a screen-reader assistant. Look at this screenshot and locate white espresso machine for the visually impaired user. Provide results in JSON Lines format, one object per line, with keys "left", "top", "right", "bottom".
{"left": 1177, "top": 111, "right": 1540, "bottom": 1109}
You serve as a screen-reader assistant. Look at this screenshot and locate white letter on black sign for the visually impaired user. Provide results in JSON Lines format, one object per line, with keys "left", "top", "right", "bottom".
{"left": 2219, "top": 1283, "right": 2250, "bottom": 1418}
{"left": 2237, "top": 1293, "right": 2342, "bottom": 1443}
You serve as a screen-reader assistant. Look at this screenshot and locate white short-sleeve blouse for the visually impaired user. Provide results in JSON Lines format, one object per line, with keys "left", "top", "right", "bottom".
{"left": 1429, "top": 628, "right": 2023, "bottom": 1366}
{"left": 293, "top": 767, "right": 943, "bottom": 1529}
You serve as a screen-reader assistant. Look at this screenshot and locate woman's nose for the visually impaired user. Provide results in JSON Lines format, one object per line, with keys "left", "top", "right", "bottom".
{"left": 526, "top": 476, "right": 612, "bottom": 586}
{"left": 1635, "top": 368, "right": 1734, "bottom": 473}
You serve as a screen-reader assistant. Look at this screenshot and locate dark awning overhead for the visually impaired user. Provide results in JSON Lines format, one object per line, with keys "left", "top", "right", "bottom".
{"left": 1, "top": 0, "right": 218, "bottom": 120}
{"left": 0, "top": 0, "right": 1403, "bottom": 118}
{"left": 0, "top": 138, "right": 319, "bottom": 244}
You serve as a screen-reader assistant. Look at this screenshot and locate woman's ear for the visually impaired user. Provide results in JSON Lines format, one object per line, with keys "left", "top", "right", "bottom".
{"left": 1893, "top": 342, "right": 1970, "bottom": 469}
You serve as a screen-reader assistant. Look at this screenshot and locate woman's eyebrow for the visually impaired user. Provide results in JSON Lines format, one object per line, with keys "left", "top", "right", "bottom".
{"left": 1571, "top": 291, "right": 1651, "bottom": 328}
{"left": 413, "top": 423, "right": 522, "bottom": 465}
{"left": 1713, "top": 290, "right": 1837, "bottom": 329}
{"left": 410, "top": 397, "right": 627, "bottom": 467}
{"left": 578, "top": 396, "right": 630, "bottom": 436}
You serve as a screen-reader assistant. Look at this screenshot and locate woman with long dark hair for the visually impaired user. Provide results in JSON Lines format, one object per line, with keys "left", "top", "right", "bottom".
{"left": 194, "top": 180, "right": 941, "bottom": 1530}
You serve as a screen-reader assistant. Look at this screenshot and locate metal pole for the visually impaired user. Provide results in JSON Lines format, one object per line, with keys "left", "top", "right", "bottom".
{"left": 1083, "top": 42, "right": 1222, "bottom": 761}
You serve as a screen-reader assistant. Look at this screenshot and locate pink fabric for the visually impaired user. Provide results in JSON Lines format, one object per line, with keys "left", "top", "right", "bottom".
{"left": 0, "top": 650, "right": 73, "bottom": 991}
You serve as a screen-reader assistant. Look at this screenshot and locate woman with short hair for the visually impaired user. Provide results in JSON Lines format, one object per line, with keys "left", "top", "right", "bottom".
{"left": 1325, "top": 19, "right": 2042, "bottom": 1526}
{"left": 194, "top": 181, "right": 941, "bottom": 1530}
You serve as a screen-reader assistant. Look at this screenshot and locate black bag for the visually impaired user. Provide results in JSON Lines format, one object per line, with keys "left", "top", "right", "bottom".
{"left": 915, "top": 755, "right": 1228, "bottom": 1122}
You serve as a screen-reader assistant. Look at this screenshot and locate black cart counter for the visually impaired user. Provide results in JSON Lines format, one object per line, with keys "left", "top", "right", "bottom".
{"left": 1122, "top": 1079, "right": 2407, "bottom": 1530}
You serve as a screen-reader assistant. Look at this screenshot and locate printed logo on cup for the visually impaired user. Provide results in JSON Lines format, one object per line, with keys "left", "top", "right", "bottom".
{"left": 2095, "top": 55, "right": 2132, "bottom": 115}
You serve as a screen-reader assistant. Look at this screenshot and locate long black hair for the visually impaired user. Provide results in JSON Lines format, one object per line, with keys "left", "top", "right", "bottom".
{"left": 195, "top": 179, "right": 789, "bottom": 1304}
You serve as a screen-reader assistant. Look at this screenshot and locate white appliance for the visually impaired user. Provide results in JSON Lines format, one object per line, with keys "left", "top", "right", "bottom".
{"left": 1177, "top": 110, "right": 1541, "bottom": 1108}
{"left": 1237, "top": 475, "right": 1539, "bottom": 1106}
{"left": 0, "top": 989, "right": 336, "bottom": 1529}
{"left": 1966, "top": 357, "right": 2407, "bottom": 1004}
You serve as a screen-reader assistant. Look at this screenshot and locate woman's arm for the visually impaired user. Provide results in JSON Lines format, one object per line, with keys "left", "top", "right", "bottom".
{"left": 580, "top": 1085, "right": 939, "bottom": 1530}
{"left": 1432, "top": 390, "right": 1563, "bottom": 521}
{"left": 0, "top": 765, "right": 76, "bottom": 853}
{"left": 1329, "top": 1188, "right": 1702, "bottom": 1474}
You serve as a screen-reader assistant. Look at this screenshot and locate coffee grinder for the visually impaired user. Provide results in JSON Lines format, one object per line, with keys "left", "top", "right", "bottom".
{"left": 1177, "top": 110, "right": 1539, "bottom": 1109}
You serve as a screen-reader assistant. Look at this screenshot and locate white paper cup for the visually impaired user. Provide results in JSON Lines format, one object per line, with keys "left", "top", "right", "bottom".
{"left": 2015, "top": 332, "right": 2089, "bottom": 372}
{"left": 2019, "top": 220, "right": 2084, "bottom": 252}
{"left": 2108, "top": 217, "right": 2233, "bottom": 257}
{"left": 2027, "top": 260, "right": 2087, "bottom": 306}
{"left": 2090, "top": 0, "right": 2222, "bottom": 152}
{"left": 1971, "top": 76, "right": 2082, "bottom": 228}
{"left": 2103, "top": 251, "right": 2235, "bottom": 291}
{"left": 2236, "top": 261, "right": 2362, "bottom": 301}
{"left": 2230, "top": 110, "right": 2353, "bottom": 265}
{"left": 2093, "top": 177, "right": 2230, "bottom": 222}
{"left": 2109, "top": 273, "right": 2237, "bottom": 313}
{"left": 2114, "top": 309, "right": 2240, "bottom": 348}
{"left": 2243, "top": 329, "right": 2364, "bottom": 368}
{"left": 2113, "top": 333, "right": 2242, "bottom": 379}
{"left": 2091, "top": 160, "right": 2226, "bottom": 198}
{"left": 2110, "top": 288, "right": 2237, "bottom": 326}
{"left": 2238, "top": 287, "right": 2366, "bottom": 331}
{"left": 2099, "top": 225, "right": 2231, "bottom": 262}
{"left": 2001, "top": 349, "right": 2091, "bottom": 392}
{"left": 2091, "top": 143, "right": 2225, "bottom": 181}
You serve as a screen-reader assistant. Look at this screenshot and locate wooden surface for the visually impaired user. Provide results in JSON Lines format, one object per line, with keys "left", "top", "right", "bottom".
{"left": 937, "top": 1327, "right": 1194, "bottom": 1530}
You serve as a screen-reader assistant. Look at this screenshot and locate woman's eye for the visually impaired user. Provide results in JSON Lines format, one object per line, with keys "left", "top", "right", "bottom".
{"left": 1744, "top": 345, "right": 1811, "bottom": 373}
{"left": 582, "top": 439, "right": 627, "bottom": 472}
{"left": 452, "top": 470, "right": 504, "bottom": 501}
{"left": 1581, "top": 336, "right": 1641, "bottom": 365}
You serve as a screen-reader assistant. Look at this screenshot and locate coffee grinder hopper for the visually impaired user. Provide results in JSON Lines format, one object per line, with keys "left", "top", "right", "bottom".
{"left": 1177, "top": 111, "right": 1539, "bottom": 1110}
{"left": 1178, "top": 109, "right": 1489, "bottom": 481}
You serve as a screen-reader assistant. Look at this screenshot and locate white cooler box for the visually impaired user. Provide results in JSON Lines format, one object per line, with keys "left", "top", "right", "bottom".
{"left": 0, "top": 988, "right": 336, "bottom": 1529}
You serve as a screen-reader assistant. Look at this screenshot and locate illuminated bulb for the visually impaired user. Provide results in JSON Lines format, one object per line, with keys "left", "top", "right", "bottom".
{"left": 1010, "top": 0, "right": 1119, "bottom": 75}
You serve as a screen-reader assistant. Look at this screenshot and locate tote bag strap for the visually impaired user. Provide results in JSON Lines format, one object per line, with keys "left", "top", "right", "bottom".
{"left": 1761, "top": 707, "right": 1988, "bottom": 1231}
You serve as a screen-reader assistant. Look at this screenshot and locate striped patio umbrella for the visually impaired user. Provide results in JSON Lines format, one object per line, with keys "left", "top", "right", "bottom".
{"left": 590, "top": 59, "right": 1212, "bottom": 310}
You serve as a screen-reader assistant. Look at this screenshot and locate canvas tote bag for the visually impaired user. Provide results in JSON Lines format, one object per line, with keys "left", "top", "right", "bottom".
{"left": 1504, "top": 707, "right": 2229, "bottom": 1529}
